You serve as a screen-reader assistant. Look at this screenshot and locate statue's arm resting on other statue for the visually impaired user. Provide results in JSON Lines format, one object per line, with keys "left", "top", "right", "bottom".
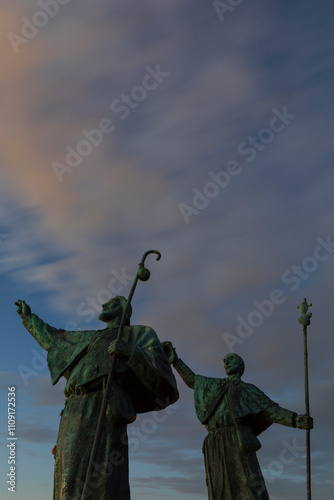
{"left": 173, "top": 358, "right": 196, "bottom": 390}
{"left": 161, "top": 341, "right": 196, "bottom": 390}
{"left": 22, "top": 311, "right": 58, "bottom": 351}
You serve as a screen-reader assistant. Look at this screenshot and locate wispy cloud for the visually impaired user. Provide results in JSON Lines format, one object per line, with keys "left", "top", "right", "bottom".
{"left": 1, "top": 1, "right": 333, "bottom": 498}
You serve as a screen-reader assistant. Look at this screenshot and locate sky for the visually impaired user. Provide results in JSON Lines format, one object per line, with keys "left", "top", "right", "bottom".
{"left": 0, "top": 0, "right": 333, "bottom": 499}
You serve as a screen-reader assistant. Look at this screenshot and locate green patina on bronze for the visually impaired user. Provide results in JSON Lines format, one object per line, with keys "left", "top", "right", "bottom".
{"left": 16, "top": 284, "right": 178, "bottom": 499}
{"left": 298, "top": 297, "right": 312, "bottom": 327}
{"left": 163, "top": 342, "right": 313, "bottom": 500}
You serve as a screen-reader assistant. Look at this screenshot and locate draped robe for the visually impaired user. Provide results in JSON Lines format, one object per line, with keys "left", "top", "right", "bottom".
{"left": 194, "top": 375, "right": 297, "bottom": 500}
{"left": 22, "top": 313, "right": 179, "bottom": 500}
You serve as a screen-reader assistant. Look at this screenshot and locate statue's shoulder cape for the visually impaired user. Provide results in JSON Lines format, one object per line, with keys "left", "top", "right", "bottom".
{"left": 47, "top": 326, "right": 179, "bottom": 414}
{"left": 194, "top": 375, "right": 275, "bottom": 435}
{"left": 47, "top": 329, "right": 95, "bottom": 385}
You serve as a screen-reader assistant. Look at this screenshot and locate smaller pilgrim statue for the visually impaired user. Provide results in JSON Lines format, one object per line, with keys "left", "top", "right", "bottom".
{"left": 163, "top": 343, "right": 313, "bottom": 500}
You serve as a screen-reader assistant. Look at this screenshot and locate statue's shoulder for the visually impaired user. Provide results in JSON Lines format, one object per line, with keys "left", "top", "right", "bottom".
{"left": 124, "top": 324, "right": 163, "bottom": 350}
{"left": 240, "top": 381, "right": 263, "bottom": 393}
{"left": 239, "top": 381, "right": 273, "bottom": 405}
{"left": 127, "top": 324, "right": 157, "bottom": 337}
{"left": 50, "top": 328, "right": 97, "bottom": 348}
{"left": 195, "top": 374, "right": 227, "bottom": 391}
{"left": 59, "top": 328, "right": 98, "bottom": 335}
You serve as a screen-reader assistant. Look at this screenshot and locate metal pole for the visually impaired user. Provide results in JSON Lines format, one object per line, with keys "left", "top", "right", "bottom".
{"left": 298, "top": 298, "right": 312, "bottom": 500}
{"left": 81, "top": 250, "right": 161, "bottom": 500}
{"left": 303, "top": 324, "right": 311, "bottom": 500}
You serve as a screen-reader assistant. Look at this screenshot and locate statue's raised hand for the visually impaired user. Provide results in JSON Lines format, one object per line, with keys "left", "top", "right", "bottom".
{"left": 15, "top": 299, "right": 31, "bottom": 319}
{"left": 161, "top": 341, "right": 178, "bottom": 365}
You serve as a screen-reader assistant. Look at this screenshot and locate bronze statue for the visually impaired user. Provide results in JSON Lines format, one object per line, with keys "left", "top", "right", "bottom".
{"left": 163, "top": 343, "right": 313, "bottom": 500}
{"left": 16, "top": 297, "right": 179, "bottom": 500}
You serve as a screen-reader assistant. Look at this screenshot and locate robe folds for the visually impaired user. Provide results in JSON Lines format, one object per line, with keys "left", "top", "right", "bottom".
{"left": 23, "top": 314, "right": 179, "bottom": 500}
{"left": 194, "top": 375, "right": 297, "bottom": 500}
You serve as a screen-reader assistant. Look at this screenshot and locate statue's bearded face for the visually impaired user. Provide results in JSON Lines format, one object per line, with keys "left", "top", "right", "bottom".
{"left": 223, "top": 354, "right": 244, "bottom": 376}
{"left": 98, "top": 297, "right": 122, "bottom": 323}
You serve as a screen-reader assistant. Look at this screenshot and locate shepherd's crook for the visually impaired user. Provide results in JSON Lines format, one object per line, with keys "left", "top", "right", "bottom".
{"left": 297, "top": 298, "right": 312, "bottom": 500}
{"left": 81, "top": 250, "right": 161, "bottom": 500}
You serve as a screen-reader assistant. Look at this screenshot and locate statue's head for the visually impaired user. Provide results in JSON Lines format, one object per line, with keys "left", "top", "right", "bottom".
{"left": 98, "top": 296, "right": 132, "bottom": 325}
{"left": 223, "top": 353, "right": 245, "bottom": 377}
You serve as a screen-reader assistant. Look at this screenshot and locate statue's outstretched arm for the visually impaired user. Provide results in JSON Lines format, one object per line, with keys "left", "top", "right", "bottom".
{"left": 173, "top": 358, "right": 196, "bottom": 389}
{"left": 263, "top": 404, "right": 313, "bottom": 429}
{"left": 162, "top": 341, "right": 196, "bottom": 390}
{"left": 15, "top": 299, "right": 58, "bottom": 351}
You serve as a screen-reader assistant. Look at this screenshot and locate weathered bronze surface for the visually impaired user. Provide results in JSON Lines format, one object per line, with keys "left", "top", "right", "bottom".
{"left": 298, "top": 297, "right": 312, "bottom": 327}
{"left": 163, "top": 342, "right": 313, "bottom": 500}
{"left": 16, "top": 296, "right": 179, "bottom": 499}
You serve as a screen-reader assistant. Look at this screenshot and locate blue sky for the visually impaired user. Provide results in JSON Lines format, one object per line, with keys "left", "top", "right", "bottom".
{"left": 1, "top": 0, "right": 334, "bottom": 498}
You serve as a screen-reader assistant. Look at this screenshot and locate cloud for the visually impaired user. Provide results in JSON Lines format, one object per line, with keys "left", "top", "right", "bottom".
{"left": 2, "top": 0, "right": 333, "bottom": 318}
{"left": 132, "top": 475, "right": 206, "bottom": 496}
{"left": 1, "top": 1, "right": 334, "bottom": 498}
{"left": 18, "top": 422, "right": 58, "bottom": 444}
{"left": 0, "top": 371, "right": 65, "bottom": 407}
